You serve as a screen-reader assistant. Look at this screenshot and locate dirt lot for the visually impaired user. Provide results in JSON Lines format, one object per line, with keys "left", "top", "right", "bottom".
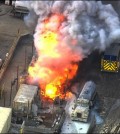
{"left": 0, "top": 3, "right": 120, "bottom": 133}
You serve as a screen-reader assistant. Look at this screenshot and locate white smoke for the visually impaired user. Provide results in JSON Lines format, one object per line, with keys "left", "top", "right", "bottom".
{"left": 23, "top": 0, "right": 120, "bottom": 58}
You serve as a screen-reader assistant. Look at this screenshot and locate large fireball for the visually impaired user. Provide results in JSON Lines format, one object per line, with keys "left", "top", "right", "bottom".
{"left": 28, "top": 14, "right": 78, "bottom": 100}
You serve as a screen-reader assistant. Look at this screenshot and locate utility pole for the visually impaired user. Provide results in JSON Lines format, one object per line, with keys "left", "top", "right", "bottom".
{"left": 52, "top": 103, "right": 54, "bottom": 123}
{"left": 16, "top": 66, "right": 19, "bottom": 91}
{"left": 27, "top": 100, "right": 29, "bottom": 119}
{"left": 18, "top": 28, "right": 20, "bottom": 35}
{"left": 24, "top": 47, "right": 27, "bottom": 72}
{"left": 9, "top": 81, "right": 13, "bottom": 106}
{"left": 0, "top": 83, "right": 4, "bottom": 99}
{"left": 3, "top": 91, "right": 6, "bottom": 107}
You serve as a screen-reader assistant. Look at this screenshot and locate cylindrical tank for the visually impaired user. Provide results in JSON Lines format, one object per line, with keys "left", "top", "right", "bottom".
{"left": 79, "top": 81, "right": 96, "bottom": 101}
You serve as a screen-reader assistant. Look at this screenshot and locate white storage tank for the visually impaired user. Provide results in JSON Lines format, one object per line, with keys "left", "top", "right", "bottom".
{"left": 13, "top": 84, "right": 38, "bottom": 113}
{"left": 0, "top": 107, "right": 12, "bottom": 133}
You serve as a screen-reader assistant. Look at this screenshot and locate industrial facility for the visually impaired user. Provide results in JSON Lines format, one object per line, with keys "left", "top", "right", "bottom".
{"left": 1, "top": 1, "right": 120, "bottom": 133}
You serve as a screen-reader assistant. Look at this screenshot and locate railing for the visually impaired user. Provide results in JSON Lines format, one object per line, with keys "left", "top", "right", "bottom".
{"left": 0, "top": 33, "right": 21, "bottom": 82}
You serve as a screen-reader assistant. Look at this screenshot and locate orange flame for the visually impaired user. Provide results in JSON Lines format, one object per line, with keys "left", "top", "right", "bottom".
{"left": 28, "top": 14, "right": 78, "bottom": 100}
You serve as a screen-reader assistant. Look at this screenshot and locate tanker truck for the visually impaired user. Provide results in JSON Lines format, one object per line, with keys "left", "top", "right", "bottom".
{"left": 71, "top": 81, "right": 97, "bottom": 122}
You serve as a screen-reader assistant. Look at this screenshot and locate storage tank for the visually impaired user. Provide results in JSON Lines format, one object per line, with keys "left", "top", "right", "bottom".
{"left": 0, "top": 107, "right": 12, "bottom": 133}
{"left": 13, "top": 84, "right": 38, "bottom": 113}
{"left": 78, "top": 81, "right": 96, "bottom": 101}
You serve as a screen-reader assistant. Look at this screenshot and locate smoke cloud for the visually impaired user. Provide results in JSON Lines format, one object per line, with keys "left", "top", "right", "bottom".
{"left": 24, "top": 1, "right": 120, "bottom": 56}
{"left": 22, "top": 1, "right": 120, "bottom": 85}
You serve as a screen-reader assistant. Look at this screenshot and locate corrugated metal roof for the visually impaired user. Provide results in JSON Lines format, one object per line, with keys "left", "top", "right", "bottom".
{"left": 0, "top": 107, "right": 12, "bottom": 133}
{"left": 14, "top": 84, "right": 38, "bottom": 103}
{"left": 104, "top": 44, "right": 120, "bottom": 56}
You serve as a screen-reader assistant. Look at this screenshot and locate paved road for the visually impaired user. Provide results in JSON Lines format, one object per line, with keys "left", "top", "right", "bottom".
{"left": 0, "top": 34, "right": 33, "bottom": 107}
{"left": 0, "top": 4, "right": 30, "bottom": 107}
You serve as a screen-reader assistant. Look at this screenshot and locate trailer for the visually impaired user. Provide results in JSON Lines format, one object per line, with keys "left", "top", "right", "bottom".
{"left": 10, "top": 1, "right": 29, "bottom": 17}
{"left": 13, "top": 84, "right": 38, "bottom": 114}
{"left": 71, "top": 81, "right": 96, "bottom": 122}
{"left": 61, "top": 82, "right": 96, "bottom": 134}
{"left": 12, "top": 6, "right": 29, "bottom": 17}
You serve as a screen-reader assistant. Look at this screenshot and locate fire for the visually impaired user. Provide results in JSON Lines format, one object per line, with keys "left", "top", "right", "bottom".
{"left": 28, "top": 14, "right": 78, "bottom": 100}
{"left": 39, "top": 31, "right": 60, "bottom": 58}
{"left": 45, "top": 84, "right": 57, "bottom": 99}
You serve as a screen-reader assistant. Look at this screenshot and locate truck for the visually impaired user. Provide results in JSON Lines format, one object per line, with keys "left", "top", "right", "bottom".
{"left": 101, "top": 43, "right": 120, "bottom": 73}
{"left": 71, "top": 81, "right": 96, "bottom": 122}
{"left": 10, "top": 0, "right": 29, "bottom": 17}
